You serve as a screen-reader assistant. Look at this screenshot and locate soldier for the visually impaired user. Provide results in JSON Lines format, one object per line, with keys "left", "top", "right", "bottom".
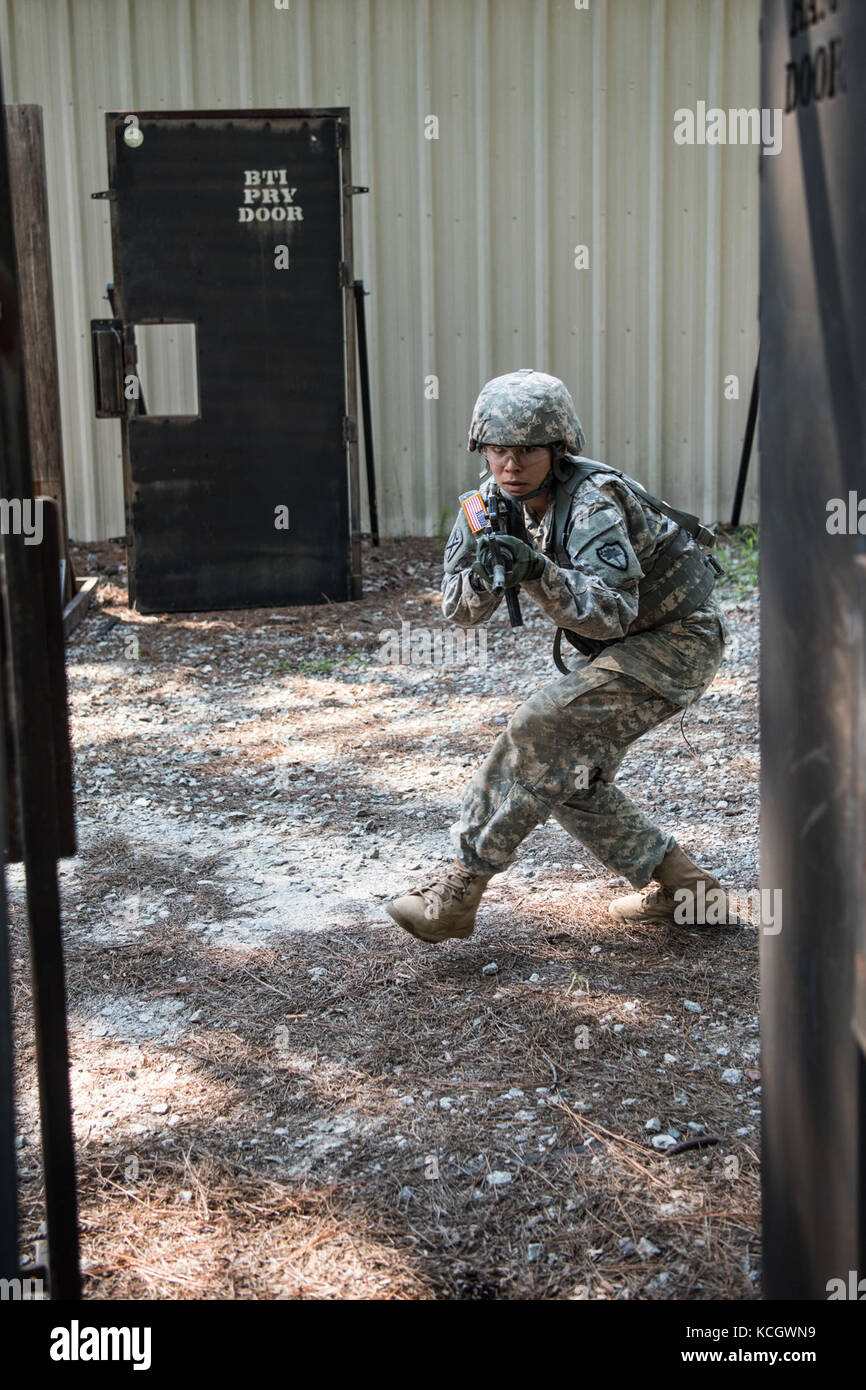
{"left": 386, "top": 369, "right": 730, "bottom": 943}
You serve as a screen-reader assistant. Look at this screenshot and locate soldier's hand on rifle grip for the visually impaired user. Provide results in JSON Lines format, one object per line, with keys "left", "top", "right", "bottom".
{"left": 486, "top": 533, "right": 546, "bottom": 588}
{"left": 470, "top": 535, "right": 499, "bottom": 593}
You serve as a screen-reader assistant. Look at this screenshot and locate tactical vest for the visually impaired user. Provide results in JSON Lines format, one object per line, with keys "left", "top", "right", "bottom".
{"left": 492, "top": 456, "right": 723, "bottom": 667}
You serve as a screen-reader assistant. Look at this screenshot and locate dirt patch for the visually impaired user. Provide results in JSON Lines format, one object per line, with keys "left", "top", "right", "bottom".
{"left": 10, "top": 529, "right": 760, "bottom": 1300}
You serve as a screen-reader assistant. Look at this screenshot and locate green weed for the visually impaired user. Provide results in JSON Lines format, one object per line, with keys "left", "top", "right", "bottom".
{"left": 715, "top": 525, "right": 759, "bottom": 601}
{"left": 275, "top": 658, "right": 335, "bottom": 675}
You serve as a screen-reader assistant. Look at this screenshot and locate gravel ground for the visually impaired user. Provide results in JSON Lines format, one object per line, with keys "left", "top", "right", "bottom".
{"left": 11, "top": 527, "right": 760, "bottom": 1300}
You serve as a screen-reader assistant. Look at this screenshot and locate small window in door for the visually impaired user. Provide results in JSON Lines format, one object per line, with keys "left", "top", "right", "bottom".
{"left": 129, "top": 322, "right": 199, "bottom": 417}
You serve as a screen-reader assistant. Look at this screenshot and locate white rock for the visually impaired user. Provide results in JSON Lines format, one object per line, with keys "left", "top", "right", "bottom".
{"left": 636, "top": 1237, "right": 661, "bottom": 1259}
{"left": 645, "top": 1116, "right": 662, "bottom": 1132}
{"left": 721, "top": 1068, "right": 744, "bottom": 1084}
{"left": 486, "top": 1170, "right": 512, "bottom": 1186}
{"left": 651, "top": 1133, "right": 677, "bottom": 1150}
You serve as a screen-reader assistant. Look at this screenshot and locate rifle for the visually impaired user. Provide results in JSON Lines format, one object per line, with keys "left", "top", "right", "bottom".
{"left": 458, "top": 490, "right": 523, "bottom": 629}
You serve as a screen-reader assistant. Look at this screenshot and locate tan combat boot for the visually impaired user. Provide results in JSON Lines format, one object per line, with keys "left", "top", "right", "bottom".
{"left": 608, "top": 844, "right": 725, "bottom": 926}
{"left": 386, "top": 860, "right": 494, "bottom": 943}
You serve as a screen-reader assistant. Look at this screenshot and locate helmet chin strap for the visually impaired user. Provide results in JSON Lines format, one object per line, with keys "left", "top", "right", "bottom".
{"left": 502, "top": 468, "right": 553, "bottom": 502}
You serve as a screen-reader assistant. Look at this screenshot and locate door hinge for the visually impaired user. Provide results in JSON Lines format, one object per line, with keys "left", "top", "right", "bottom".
{"left": 91, "top": 189, "right": 117, "bottom": 200}
{"left": 342, "top": 417, "right": 358, "bottom": 445}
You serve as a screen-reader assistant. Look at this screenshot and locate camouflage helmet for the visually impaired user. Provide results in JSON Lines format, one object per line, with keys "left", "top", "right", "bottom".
{"left": 468, "top": 368, "right": 586, "bottom": 457}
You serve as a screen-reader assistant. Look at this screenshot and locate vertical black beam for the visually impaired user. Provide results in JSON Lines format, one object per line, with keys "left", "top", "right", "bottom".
{"left": 0, "top": 660, "right": 17, "bottom": 1277}
{"left": 860, "top": 1051, "right": 866, "bottom": 1280}
{"left": 339, "top": 115, "right": 363, "bottom": 598}
{"left": 6, "top": 507, "right": 80, "bottom": 1300}
{"left": 0, "top": 59, "right": 80, "bottom": 1299}
{"left": 353, "top": 281, "right": 379, "bottom": 547}
{"left": 730, "top": 352, "right": 759, "bottom": 527}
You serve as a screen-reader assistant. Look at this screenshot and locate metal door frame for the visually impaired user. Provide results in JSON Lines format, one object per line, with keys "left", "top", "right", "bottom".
{"left": 98, "top": 106, "right": 362, "bottom": 607}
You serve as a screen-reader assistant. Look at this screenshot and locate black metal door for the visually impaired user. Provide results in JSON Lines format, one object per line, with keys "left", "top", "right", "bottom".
{"left": 760, "top": 0, "right": 866, "bottom": 1298}
{"left": 101, "top": 108, "right": 360, "bottom": 612}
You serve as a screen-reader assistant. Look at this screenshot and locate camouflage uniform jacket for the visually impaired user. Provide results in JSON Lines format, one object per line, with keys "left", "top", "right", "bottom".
{"left": 441, "top": 458, "right": 729, "bottom": 708}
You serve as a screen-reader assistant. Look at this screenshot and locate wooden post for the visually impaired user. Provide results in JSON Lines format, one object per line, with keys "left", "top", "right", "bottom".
{"left": 6, "top": 105, "right": 76, "bottom": 607}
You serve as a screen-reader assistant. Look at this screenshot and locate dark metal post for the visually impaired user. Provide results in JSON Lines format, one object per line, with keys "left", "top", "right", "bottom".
{"left": 0, "top": 55, "right": 80, "bottom": 1300}
{"left": 7, "top": 507, "right": 81, "bottom": 1299}
{"left": 0, "top": 671, "right": 17, "bottom": 1279}
{"left": 353, "top": 280, "right": 379, "bottom": 546}
{"left": 760, "top": 0, "right": 866, "bottom": 1297}
{"left": 731, "top": 352, "right": 759, "bottom": 527}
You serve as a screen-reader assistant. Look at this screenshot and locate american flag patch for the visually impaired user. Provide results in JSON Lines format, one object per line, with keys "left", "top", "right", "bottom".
{"left": 459, "top": 490, "right": 490, "bottom": 534}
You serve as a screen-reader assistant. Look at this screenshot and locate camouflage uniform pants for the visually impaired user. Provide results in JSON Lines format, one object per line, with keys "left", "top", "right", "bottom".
{"left": 455, "top": 665, "right": 689, "bottom": 889}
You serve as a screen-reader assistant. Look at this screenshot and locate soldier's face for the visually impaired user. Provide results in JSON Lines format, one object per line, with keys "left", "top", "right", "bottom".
{"left": 484, "top": 444, "right": 552, "bottom": 498}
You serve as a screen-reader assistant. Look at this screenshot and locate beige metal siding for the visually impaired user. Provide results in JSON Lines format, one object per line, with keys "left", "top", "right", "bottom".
{"left": 1, "top": 0, "right": 760, "bottom": 542}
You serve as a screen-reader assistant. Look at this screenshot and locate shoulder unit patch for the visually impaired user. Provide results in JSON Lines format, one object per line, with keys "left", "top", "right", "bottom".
{"left": 445, "top": 525, "right": 464, "bottom": 563}
{"left": 597, "top": 541, "right": 629, "bottom": 570}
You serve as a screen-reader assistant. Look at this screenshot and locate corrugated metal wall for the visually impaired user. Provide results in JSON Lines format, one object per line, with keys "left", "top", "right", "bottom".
{"left": 1, "top": 0, "right": 760, "bottom": 542}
